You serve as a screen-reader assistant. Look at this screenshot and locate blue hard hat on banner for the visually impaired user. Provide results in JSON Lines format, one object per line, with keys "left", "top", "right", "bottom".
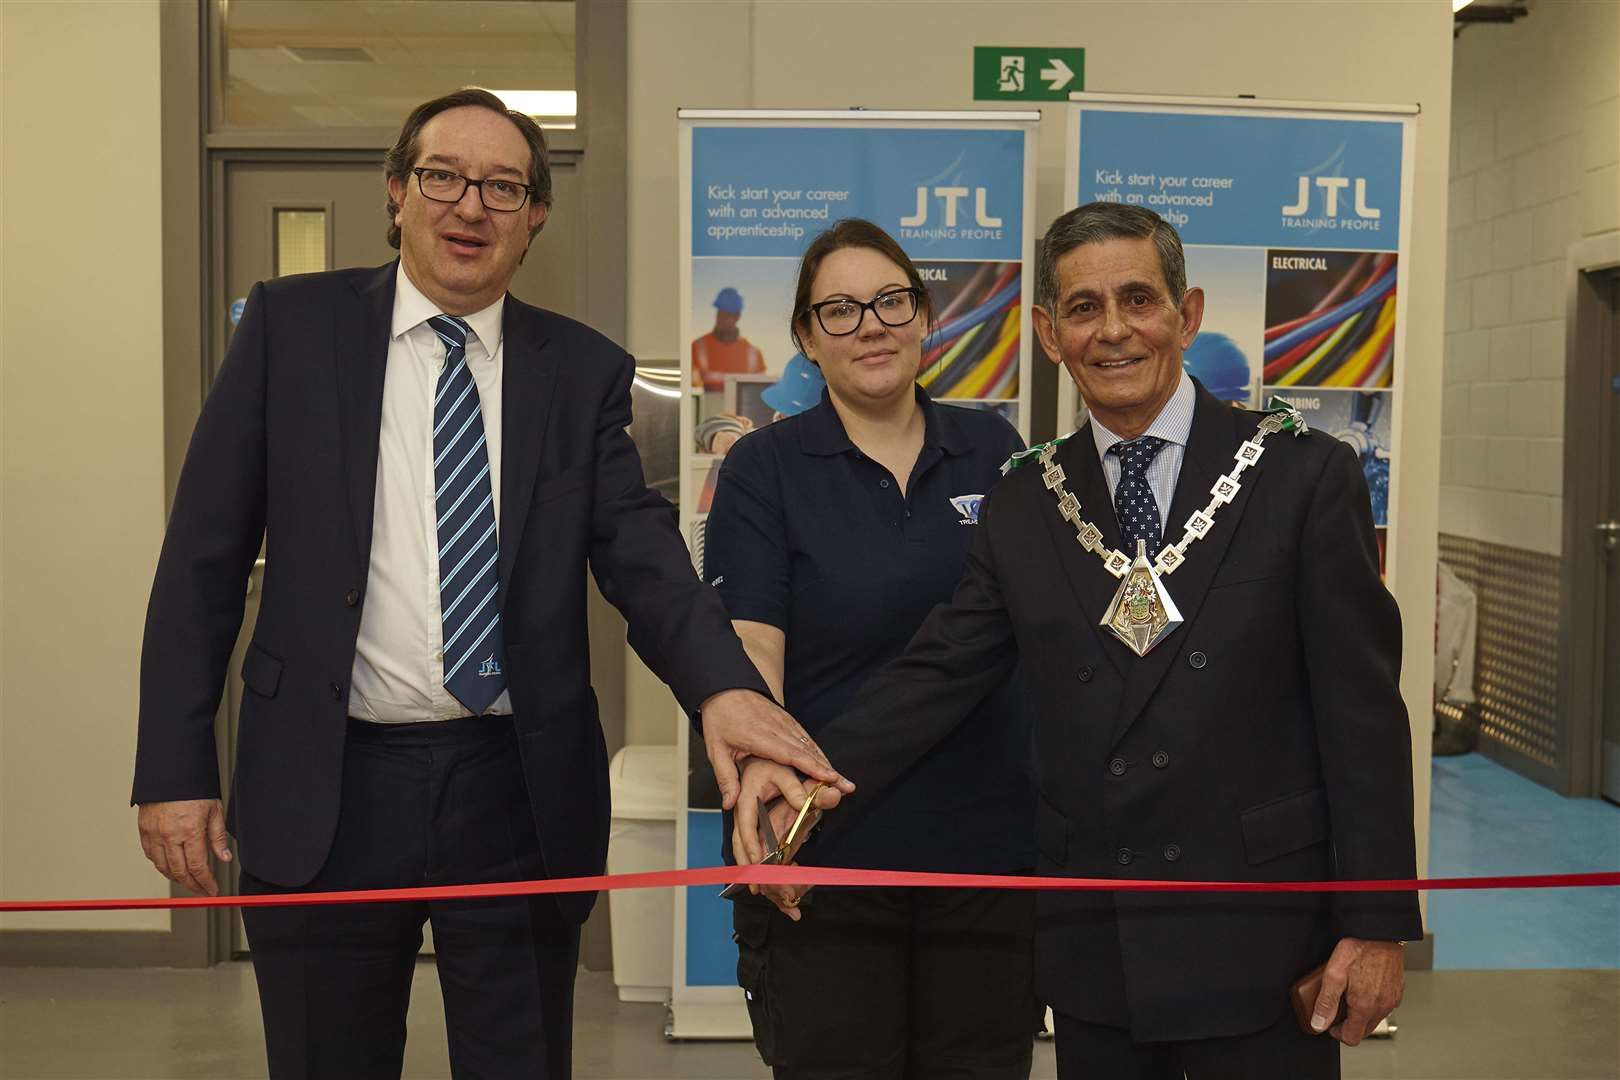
{"left": 1183, "top": 332, "right": 1251, "bottom": 403}
{"left": 713, "top": 287, "right": 744, "bottom": 314}
{"left": 761, "top": 352, "right": 826, "bottom": 417}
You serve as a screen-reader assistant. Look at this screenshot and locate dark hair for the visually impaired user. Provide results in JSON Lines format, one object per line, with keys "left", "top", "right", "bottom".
{"left": 1036, "top": 202, "right": 1187, "bottom": 312}
{"left": 789, "top": 218, "right": 933, "bottom": 355}
{"left": 383, "top": 87, "right": 553, "bottom": 250}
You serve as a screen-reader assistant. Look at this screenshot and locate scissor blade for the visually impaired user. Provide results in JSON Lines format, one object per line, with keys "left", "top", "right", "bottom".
{"left": 758, "top": 798, "right": 780, "bottom": 855}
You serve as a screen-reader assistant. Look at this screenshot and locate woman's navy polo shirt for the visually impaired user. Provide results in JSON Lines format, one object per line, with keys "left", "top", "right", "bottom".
{"left": 705, "top": 386, "right": 1034, "bottom": 874}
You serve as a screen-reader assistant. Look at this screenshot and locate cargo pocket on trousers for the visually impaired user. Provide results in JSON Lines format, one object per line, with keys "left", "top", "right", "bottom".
{"left": 733, "top": 903, "right": 782, "bottom": 1065}
{"left": 735, "top": 941, "right": 783, "bottom": 1064}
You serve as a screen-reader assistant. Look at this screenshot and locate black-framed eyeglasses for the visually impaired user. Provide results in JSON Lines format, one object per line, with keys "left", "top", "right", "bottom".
{"left": 803, "top": 287, "right": 922, "bottom": 336}
{"left": 411, "top": 167, "right": 533, "bottom": 212}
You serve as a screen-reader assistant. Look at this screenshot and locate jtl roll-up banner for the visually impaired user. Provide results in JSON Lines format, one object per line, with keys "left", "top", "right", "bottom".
{"left": 673, "top": 108, "right": 1038, "bottom": 1037}
{"left": 1059, "top": 93, "right": 1416, "bottom": 583}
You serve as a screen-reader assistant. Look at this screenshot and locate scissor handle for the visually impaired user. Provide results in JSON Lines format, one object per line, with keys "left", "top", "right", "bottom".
{"left": 777, "top": 781, "right": 826, "bottom": 857}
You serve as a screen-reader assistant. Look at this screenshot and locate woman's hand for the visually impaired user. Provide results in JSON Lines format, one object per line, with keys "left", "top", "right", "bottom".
{"left": 732, "top": 757, "right": 844, "bottom": 921}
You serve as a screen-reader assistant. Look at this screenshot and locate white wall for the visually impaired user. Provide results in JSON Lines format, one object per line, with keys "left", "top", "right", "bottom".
{"left": 0, "top": 0, "right": 169, "bottom": 931}
{"left": 1440, "top": 0, "right": 1620, "bottom": 554}
{"left": 624, "top": 0, "right": 1454, "bottom": 884}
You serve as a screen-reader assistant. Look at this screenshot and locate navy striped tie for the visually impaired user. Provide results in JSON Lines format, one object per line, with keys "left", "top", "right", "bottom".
{"left": 429, "top": 314, "right": 507, "bottom": 715}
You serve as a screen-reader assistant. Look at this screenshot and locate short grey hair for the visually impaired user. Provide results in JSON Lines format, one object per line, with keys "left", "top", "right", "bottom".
{"left": 1035, "top": 203, "right": 1187, "bottom": 313}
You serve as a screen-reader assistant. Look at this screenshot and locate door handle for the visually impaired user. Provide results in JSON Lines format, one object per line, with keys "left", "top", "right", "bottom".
{"left": 1597, "top": 522, "right": 1620, "bottom": 551}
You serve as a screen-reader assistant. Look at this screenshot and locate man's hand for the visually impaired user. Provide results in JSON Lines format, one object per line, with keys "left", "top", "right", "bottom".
{"left": 699, "top": 688, "right": 854, "bottom": 810}
{"left": 731, "top": 757, "right": 843, "bottom": 922}
{"left": 1311, "top": 937, "right": 1404, "bottom": 1045}
{"left": 137, "top": 799, "right": 231, "bottom": 897}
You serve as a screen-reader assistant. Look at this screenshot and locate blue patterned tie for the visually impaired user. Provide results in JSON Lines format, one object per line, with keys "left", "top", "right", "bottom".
{"left": 1110, "top": 436, "right": 1168, "bottom": 557}
{"left": 429, "top": 314, "right": 507, "bottom": 715}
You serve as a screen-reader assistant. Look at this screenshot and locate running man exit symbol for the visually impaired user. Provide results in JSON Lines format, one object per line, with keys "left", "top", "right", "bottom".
{"left": 999, "top": 56, "right": 1024, "bottom": 93}
{"left": 974, "top": 47, "right": 1085, "bottom": 101}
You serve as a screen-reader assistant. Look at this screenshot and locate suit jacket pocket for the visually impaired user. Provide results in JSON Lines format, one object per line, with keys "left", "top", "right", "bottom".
{"left": 1240, "top": 787, "right": 1329, "bottom": 865}
{"left": 241, "top": 642, "right": 283, "bottom": 699}
{"left": 534, "top": 462, "right": 592, "bottom": 504}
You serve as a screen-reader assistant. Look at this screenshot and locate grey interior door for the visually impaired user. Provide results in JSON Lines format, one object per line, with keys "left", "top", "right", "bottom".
{"left": 212, "top": 152, "right": 583, "bottom": 955}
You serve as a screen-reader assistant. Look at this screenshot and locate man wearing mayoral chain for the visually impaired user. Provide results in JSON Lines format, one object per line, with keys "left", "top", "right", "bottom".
{"left": 735, "top": 203, "right": 1421, "bottom": 1079}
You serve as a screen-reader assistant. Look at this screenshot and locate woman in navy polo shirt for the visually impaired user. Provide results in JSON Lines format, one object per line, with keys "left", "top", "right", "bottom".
{"left": 705, "top": 218, "right": 1039, "bottom": 1078}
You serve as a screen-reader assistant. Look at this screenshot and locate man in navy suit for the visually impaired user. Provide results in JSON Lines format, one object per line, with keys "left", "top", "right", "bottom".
{"left": 133, "top": 87, "right": 847, "bottom": 1079}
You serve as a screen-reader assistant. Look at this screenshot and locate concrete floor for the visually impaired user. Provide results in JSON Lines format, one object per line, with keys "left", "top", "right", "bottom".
{"left": 1, "top": 964, "right": 1616, "bottom": 1080}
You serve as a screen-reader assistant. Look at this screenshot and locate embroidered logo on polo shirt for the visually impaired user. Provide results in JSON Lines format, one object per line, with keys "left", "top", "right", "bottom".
{"left": 949, "top": 494, "right": 984, "bottom": 525}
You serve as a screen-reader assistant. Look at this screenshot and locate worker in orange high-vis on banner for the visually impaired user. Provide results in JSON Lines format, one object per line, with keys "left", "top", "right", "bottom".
{"left": 693, "top": 285, "right": 767, "bottom": 390}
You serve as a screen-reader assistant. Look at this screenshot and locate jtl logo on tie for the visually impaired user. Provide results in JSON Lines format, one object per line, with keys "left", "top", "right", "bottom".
{"left": 478, "top": 656, "right": 503, "bottom": 679}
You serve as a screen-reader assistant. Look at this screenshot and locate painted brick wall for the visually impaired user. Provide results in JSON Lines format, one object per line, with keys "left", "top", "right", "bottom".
{"left": 1441, "top": 0, "right": 1620, "bottom": 555}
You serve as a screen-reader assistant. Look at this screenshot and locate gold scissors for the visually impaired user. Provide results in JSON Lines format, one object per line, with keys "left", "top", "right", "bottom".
{"left": 718, "top": 782, "right": 826, "bottom": 901}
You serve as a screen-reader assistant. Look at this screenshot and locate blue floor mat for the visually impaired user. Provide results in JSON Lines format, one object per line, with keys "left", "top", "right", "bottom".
{"left": 1428, "top": 753, "right": 1620, "bottom": 969}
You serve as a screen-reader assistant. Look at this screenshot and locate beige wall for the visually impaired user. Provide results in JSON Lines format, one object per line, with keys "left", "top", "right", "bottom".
{"left": 0, "top": 0, "right": 169, "bottom": 931}
{"left": 624, "top": 0, "right": 1454, "bottom": 885}
{"left": 1440, "top": 0, "right": 1620, "bottom": 554}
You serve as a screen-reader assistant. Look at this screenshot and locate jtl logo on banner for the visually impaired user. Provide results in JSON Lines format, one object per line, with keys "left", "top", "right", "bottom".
{"left": 901, "top": 186, "right": 1003, "bottom": 228}
{"left": 1282, "top": 176, "right": 1383, "bottom": 229}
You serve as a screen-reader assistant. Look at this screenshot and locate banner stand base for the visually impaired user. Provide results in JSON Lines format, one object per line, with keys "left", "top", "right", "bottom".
{"left": 665, "top": 1002, "right": 753, "bottom": 1041}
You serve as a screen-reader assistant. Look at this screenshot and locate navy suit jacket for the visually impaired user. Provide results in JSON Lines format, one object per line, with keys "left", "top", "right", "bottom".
{"left": 807, "top": 382, "right": 1423, "bottom": 1040}
{"left": 133, "top": 262, "right": 767, "bottom": 922}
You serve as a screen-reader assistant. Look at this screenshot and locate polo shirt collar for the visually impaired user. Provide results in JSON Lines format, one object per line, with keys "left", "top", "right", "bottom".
{"left": 797, "top": 384, "right": 971, "bottom": 457}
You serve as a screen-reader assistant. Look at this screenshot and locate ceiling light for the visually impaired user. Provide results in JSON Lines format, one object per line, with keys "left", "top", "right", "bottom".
{"left": 492, "top": 90, "right": 576, "bottom": 118}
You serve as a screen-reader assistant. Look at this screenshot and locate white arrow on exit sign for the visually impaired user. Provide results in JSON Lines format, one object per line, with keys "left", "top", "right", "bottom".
{"left": 1041, "top": 57, "right": 1075, "bottom": 92}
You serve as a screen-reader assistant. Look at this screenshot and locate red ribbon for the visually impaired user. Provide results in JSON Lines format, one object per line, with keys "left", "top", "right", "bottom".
{"left": 2, "top": 866, "right": 1616, "bottom": 913}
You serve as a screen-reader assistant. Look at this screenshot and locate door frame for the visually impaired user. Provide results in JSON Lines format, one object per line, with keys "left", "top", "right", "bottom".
{"left": 1557, "top": 229, "right": 1620, "bottom": 798}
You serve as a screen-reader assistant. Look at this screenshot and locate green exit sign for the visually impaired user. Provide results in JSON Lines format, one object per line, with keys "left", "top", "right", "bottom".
{"left": 973, "top": 46, "right": 1084, "bottom": 101}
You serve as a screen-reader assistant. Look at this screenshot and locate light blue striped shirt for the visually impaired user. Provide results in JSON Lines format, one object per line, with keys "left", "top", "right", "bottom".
{"left": 1089, "top": 371, "right": 1196, "bottom": 535}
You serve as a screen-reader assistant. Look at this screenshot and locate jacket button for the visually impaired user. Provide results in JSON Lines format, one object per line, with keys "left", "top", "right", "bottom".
{"left": 1108, "top": 758, "right": 1127, "bottom": 776}
{"left": 1077, "top": 665, "right": 1094, "bottom": 683}
{"left": 1152, "top": 750, "right": 1170, "bottom": 769}
{"left": 1116, "top": 848, "right": 1134, "bottom": 866}
{"left": 1188, "top": 651, "right": 1208, "bottom": 669}
{"left": 1163, "top": 843, "right": 1182, "bottom": 862}
{"left": 330, "top": 682, "right": 343, "bottom": 702}
{"left": 345, "top": 588, "right": 361, "bottom": 607}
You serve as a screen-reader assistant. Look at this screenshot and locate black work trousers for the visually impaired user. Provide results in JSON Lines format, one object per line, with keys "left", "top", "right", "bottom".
{"left": 1054, "top": 1010, "right": 1340, "bottom": 1080}
{"left": 733, "top": 884, "right": 1042, "bottom": 1080}
{"left": 241, "top": 716, "right": 579, "bottom": 1080}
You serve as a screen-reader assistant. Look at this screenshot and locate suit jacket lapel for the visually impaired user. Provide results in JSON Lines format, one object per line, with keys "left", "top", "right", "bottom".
{"left": 1110, "top": 383, "right": 1258, "bottom": 745}
{"left": 497, "top": 298, "right": 558, "bottom": 605}
{"left": 1037, "top": 426, "right": 1128, "bottom": 680}
{"left": 336, "top": 262, "right": 396, "bottom": 568}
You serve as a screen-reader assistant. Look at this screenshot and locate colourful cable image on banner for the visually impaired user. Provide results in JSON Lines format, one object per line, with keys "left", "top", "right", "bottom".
{"left": 1263, "top": 250, "right": 1397, "bottom": 389}
{"left": 916, "top": 261, "right": 1021, "bottom": 401}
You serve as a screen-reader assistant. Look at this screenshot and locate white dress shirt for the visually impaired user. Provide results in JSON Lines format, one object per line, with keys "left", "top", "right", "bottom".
{"left": 349, "top": 264, "right": 513, "bottom": 722}
{"left": 1089, "top": 370, "right": 1196, "bottom": 536}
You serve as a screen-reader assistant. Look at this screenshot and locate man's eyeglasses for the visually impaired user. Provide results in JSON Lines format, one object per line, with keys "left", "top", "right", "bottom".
{"left": 411, "top": 168, "right": 533, "bottom": 212}
{"left": 804, "top": 288, "right": 922, "bottom": 337}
